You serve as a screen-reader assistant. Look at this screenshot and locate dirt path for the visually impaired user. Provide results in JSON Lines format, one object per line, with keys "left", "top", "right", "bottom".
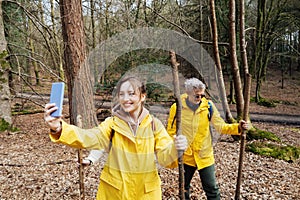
{"left": 232, "top": 111, "right": 300, "bottom": 125}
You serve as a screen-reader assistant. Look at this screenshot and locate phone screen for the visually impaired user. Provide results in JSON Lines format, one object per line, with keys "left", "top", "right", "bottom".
{"left": 49, "top": 82, "right": 65, "bottom": 117}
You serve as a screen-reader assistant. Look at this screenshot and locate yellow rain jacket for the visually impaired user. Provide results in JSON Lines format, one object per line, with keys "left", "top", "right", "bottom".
{"left": 167, "top": 93, "right": 241, "bottom": 170}
{"left": 50, "top": 109, "right": 178, "bottom": 200}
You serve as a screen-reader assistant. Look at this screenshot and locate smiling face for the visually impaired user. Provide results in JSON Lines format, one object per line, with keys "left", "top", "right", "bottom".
{"left": 184, "top": 78, "right": 206, "bottom": 105}
{"left": 187, "top": 88, "right": 205, "bottom": 104}
{"left": 118, "top": 80, "right": 146, "bottom": 117}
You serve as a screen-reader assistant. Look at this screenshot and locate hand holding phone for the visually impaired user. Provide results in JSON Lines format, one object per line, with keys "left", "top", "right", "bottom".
{"left": 49, "top": 82, "right": 65, "bottom": 117}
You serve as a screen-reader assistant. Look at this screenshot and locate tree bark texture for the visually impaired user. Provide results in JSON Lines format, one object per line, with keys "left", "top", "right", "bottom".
{"left": 59, "top": 0, "right": 97, "bottom": 128}
{"left": 51, "top": 0, "right": 64, "bottom": 79}
{"left": 209, "top": 0, "right": 234, "bottom": 122}
{"left": 0, "top": 0, "right": 12, "bottom": 124}
{"left": 229, "top": 0, "right": 244, "bottom": 119}
{"left": 235, "top": 0, "right": 252, "bottom": 198}
{"left": 170, "top": 50, "right": 184, "bottom": 200}
{"left": 59, "top": 1, "right": 98, "bottom": 199}
{"left": 235, "top": 74, "right": 251, "bottom": 200}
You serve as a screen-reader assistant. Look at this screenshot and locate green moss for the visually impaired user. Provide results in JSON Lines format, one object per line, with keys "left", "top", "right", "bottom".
{"left": 0, "top": 118, "right": 19, "bottom": 132}
{"left": 0, "top": 118, "right": 10, "bottom": 131}
{"left": 246, "top": 142, "right": 300, "bottom": 162}
{"left": 12, "top": 110, "right": 42, "bottom": 115}
{"left": 289, "top": 127, "right": 300, "bottom": 133}
{"left": 279, "top": 100, "right": 298, "bottom": 106}
{"left": 257, "top": 98, "right": 276, "bottom": 107}
{"left": 247, "top": 127, "right": 281, "bottom": 142}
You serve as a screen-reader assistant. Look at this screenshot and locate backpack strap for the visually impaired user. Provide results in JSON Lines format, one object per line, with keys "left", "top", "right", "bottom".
{"left": 109, "top": 116, "right": 156, "bottom": 151}
{"left": 151, "top": 116, "right": 156, "bottom": 132}
{"left": 108, "top": 128, "right": 115, "bottom": 151}
{"left": 171, "top": 113, "right": 176, "bottom": 128}
{"left": 171, "top": 100, "right": 214, "bottom": 128}
{"left": 208, "top": 101, "right": 213, "bottom": 121}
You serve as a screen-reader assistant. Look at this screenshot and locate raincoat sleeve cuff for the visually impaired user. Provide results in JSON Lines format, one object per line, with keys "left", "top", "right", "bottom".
{"left": 49, "top": 120, "right": 68, "bottom": 141}
{"left": 87, "top": 149, "right": 105, "bottom": 164}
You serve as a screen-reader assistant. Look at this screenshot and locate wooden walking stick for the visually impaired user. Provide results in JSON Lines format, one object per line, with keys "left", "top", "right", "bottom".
{"left": 76, "top": 115, "right": 85, "bottom": 200}
{"left": 170, "top": 50, "right": 185, "bottom": 200}
{"left": 235, "top": 73, "right": 251, "bottom": 199}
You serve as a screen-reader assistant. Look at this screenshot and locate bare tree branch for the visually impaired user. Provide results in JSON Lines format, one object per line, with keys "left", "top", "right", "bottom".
{"left": 147, "top": 6, "right": 229, "bottom": 46}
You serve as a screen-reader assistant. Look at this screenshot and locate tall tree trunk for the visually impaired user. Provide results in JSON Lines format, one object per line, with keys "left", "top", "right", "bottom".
{"left": 289, "top": 32, "right": 292, "bottom": 76}
{"left": 235, "top": 0, "right": 252, "bottom": 198}
{"left": 254, "top": 0, "right": 265, "bottom": 102}
{"left": 101, "top": 0, "right": 112, "bottom": 84}
{"left": 51, "top": 0, "right": 64, "bottom": 79}
{"left": 229, "top": 0, "right": 244, "bottom": 119}
{"left": 59, "top": 0, "right": 97, "bottom": 127}
{"left": 28, "top": 18, "right": 40, "bottom": 85}
{"left": 199, "top": 2, "right": 203, "bottom": 75}
{"left": 59, "top": 1, "right": 98, "bottom": 198}
{"left": 209, "top": 0, "right": 234, "bottom": 122}
{"left": 0, "top": 0, "right": 12, "bottom": 124}
{"left": 38, "top": 0, "right": 45, "bottom": 25}
{"left": 239, "top": 0, "right": 250, "bottom": 111}
{"left": 298, "top": 29, "right": 300, "bottom": 71}
{"left": 135, "top": 0, "right": 142, "bottom": 25}
{"left": 170, "top": 50, "right": 184, "bottom": 200}
{"left": 90, "top": 0, "right": 96, "bottom": 49}
{"left": 143, "top": 0, "right": 148, "bottom": 24}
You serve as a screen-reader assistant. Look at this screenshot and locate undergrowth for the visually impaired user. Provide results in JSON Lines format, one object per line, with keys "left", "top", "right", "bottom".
{"left": 0, "top": 118, "right": 19, "bottom": 132}
{"left": 246, "top": 126, "right": 299, "bottom": 163}
{"left": 247, "top": 126, "right": 280, "bottom": 142}
{"left": 246, "top": 142, "right": 300, "bottom": 163}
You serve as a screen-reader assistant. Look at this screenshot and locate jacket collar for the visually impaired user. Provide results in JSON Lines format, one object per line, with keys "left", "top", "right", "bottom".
{"left": 111, "top": 104, "right": 150, "bottom": 137}
{"left": 181, "top": 93, "right": 209, "bottom": 112}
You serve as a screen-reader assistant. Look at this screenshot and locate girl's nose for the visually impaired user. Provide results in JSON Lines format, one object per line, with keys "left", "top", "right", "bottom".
{"left": 123, "top": 93, "right": 130, "bottom": 100}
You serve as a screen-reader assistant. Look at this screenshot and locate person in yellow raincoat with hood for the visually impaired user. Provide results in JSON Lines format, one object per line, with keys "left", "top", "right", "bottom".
{"left": 44, "top": 76, "right": 187, "bottom": 200}
{"left": 167, "top": 77, "right": 249, "bottom": 200}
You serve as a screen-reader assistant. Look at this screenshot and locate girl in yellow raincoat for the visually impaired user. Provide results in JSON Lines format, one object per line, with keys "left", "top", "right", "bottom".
{"left": 44, "top": 76, "right": 187, "bottom": 200}
{"left": 167, "top": 78, "right": 249, "bottom": 200}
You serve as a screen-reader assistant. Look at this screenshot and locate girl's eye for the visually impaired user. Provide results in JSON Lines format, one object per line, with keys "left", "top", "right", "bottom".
{"left": 129, "top": 92, "right": 135, "bottom": 96}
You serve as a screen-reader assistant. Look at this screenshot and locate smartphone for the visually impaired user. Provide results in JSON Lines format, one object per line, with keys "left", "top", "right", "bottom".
{"left": 49, "top": 82, "right": 65, "bottom": 117}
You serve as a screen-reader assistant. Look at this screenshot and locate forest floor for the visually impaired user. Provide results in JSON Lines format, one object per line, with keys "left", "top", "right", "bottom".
{"left": 0, "top": 66, "right": 299, "bottom": 200}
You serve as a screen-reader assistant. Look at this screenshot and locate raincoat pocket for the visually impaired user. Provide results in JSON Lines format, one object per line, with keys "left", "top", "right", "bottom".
{"left": 100, "top": 171, "right": 122, "bottom": 190}
{"left": 198, "top": 145, "right": 213, "bottom": 158}
{"left": 184, "top": 146, "right": 193, "bottom": 156}
{"left": 144, "top": 180, "right": 160, "bottom": 193}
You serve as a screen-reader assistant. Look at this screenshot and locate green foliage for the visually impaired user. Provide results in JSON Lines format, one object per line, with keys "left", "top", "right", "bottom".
{"left": 250, "top": 97, "right": 256, "bottom": 103}
{"left": 12, "top": 110, "right": 42, "bottom": 115}
{"left": 146, "top": 83, "right": 171, "bottom": 102}
{"left": 104, "top": 49, "right": 169, "bottom": 84}
{"left": 0, "top": 51, "right": 9, "bottom": 90}
{"left": 0, "top": 118, "right": 10, "bottom": 131}
{"left": 94, "top": 81, "right": 116, "bottom": 95}
{"left": 246, "top": 142, "right": 300, "bottom": 163}
{"left": 278, "top": 100, "right": 298, "bottom": 106}
{"left": 2, "top": 1, "right": 27, "bottom": 72}
{"left": 12, "top": 102, "right": 43, "bottom": 116}
{"left": 254, "top": 97, "right": 297, "bottom": 107}
{"left": 0, "top": 118, "right": 18, "bottom": 132}
{"left": 0, "top": 50, "right": 9, "bottom": 70}
{"left": 247, "top": 126, "right": 281, "bottom": 142}
{"left": 257, "top": 98, "right": 277, "bottom": 108}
